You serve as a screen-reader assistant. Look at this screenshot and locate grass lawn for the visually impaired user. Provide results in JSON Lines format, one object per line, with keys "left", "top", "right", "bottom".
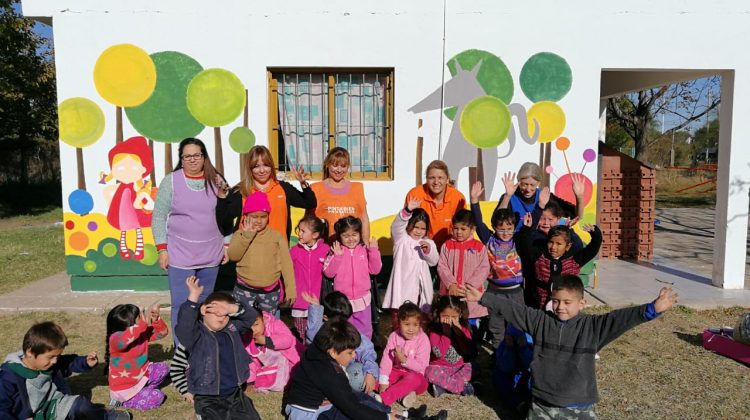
{"left": 0, "top": 208, "right": 65, "bottom": 294}
{"left": 0, "top": 306, "right": 747, "bottom": 419}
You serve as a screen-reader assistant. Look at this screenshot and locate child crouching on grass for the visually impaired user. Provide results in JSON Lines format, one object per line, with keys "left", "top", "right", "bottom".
{"left": 175, "top": 276, "right": 260, "bottom": 420}
{"left": 0, "top": 322, "right": 131, "bottom": 420}
{"left": 245, "top": 308, "right": 303, "bottom": 393}
{"left": 462, "top": 274, "right": 679, "bottom": 418}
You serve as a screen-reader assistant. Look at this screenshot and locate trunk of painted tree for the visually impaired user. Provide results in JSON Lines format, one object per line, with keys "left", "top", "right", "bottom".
{"left": 214, "top": 127, "right": 224, "bottom": 174}
{"left": 165, "top": 143, "right": 173, "bottom": 175}
{"left": 116, "top": 106, "right": 123, "bottom": 144}
{"left": 76, "top": 147, "right": 86, "bottom": 190}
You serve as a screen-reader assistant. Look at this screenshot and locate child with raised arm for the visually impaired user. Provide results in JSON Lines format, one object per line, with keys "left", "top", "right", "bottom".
{"left": 470, "top": 181, "right": 525, "bottom": 348}
{"left": 437, "top": 209, "right": 490, "bottom": 329}
{"left": 383, "top": 198, "right": 439, "bottom": 317}
{"left": 323, "top": 216, "right": 382, "bottom": 339}
{"left": 228, "top": 191, "right": 296, "bottom": 314}
{"left": 0, "top": 322, "right": 131, "bottom": 420}
{"left": 105, "top": 304, "right": 169, "bottom": 410}
{"left": 175, "top": 276, "right": 260, "bottom": 419}
{"left": 463, "top": 275, "right": 678, "bottom": 418}
{"left": 516, "top": 212, "right": 602, "bottom": 309}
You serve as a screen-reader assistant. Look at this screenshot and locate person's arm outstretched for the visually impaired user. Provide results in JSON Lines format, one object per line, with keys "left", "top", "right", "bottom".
{"left": 574, "top": 224, "right": 602, "bottom": 266}
{"left": 595, "top": 287, "right": 678, "bottom": 349}
{"left": 463, "top": 284, "right": 546, "bottom": 336}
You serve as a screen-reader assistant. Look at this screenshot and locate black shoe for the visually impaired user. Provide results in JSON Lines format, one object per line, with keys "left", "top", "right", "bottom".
{"left": 426, "top": 409, "right": 448, "bottom": 420}
{"left": 407, "top": 404, "right": 428, "bottom": 418}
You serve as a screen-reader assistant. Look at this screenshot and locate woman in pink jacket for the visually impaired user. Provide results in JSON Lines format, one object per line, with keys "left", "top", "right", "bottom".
{"left": 244, "top": 311, "right": 303, "bottom": 393}
{"left": 323, "top": 216, "right": 382, "bottom": 339}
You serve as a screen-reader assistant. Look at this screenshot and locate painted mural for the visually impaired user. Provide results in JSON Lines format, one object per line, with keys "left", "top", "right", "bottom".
{"left": 58, "top": 44, "right": 255, "bottom": 289}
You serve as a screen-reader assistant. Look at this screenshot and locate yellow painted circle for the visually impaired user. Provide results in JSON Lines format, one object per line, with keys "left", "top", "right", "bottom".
{"left": 94, "top": 44, "right": 156, "bottom": 107}
{"left": 58, "top": 97, "right": 105, "bottom": 147}
{"left": 527, "top": 101, "right": 566, "bottom": 143}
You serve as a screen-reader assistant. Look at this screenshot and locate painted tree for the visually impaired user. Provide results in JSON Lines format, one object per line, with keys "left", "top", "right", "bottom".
{"left": 186, "top": 69, "right": 246, "bottom": 174}
{"left": 125, "top": 51, "right": 205, "bottom": 176}
{"left": 607, "top": 76, "right": 720, "bottom": 165}
{"left": 93, "top": 44, "right": 156, "bottom": 143}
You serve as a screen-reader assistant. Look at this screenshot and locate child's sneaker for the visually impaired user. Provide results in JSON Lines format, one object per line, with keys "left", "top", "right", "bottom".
{"left": 463, "top": 382, "right": 475, "bottom": 396}
{"left": 400, "top": 391, "right": 417, "bottom": 408}
{"left": 429, "top": 383, "right": 446, "bottom": 398}
{"left": 106, "top": 409, "right": 132, "bottom": 420}
{"left": 407, "top": 404, "right": 428, "bottom": 418}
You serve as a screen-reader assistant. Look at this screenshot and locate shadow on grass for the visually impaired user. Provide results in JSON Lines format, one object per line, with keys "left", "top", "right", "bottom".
{"left": 69, "top": 364, "right": 108, "bottom": 400}
{"left": 0, "top": 182, "right": 61, "bottom": 218}
{"left": 673, "top": 331, "right": 704, "bottom": 347}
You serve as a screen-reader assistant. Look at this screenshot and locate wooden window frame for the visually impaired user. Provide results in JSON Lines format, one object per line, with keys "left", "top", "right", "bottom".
{"left": 267, "top": 68, "right": 395, "bottom": 181}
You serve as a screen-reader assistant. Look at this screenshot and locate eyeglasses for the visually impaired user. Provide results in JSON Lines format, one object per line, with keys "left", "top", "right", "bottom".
{"left": 496, "top": 229, "right": 514, "bottom": 234}
{"left": 182, "top": 153, "right": 204, "bottom": 161}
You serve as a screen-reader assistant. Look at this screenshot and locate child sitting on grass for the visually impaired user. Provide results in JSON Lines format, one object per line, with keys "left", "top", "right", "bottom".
{"left": 175, "top": 276, "right": 260, "bottom": 420}
{"left": 0, "top": 321, "right": 131, "bottom": 420}
{"left": 285, "top": 320, "right": 446, "bottom": 420}
{"left": 245, "top": 308, "right": 302, "bottom": 393}
{"left": 463, "top": 274, "right": 679, "bottom": 418}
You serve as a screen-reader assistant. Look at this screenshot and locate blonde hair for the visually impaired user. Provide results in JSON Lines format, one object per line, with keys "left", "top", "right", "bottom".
{"left": 425, "top": 160, "right": 450, "bottom": 180}
{"left": 241, "top": 145, "right": 278, "bottom": 196}
{"left": 323, "top": 147, "right": 350, "bottom": 179}
{"left": 101, "top": 153, "right": 148, "bottom": 191}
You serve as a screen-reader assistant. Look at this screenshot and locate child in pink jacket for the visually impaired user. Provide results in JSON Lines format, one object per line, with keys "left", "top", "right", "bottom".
{"left": 244, "top": 311, "right": 303, "bottom": 393}
{"left": 438, "top": 209, "right": 490, "bottom": 327}
{"left": 323, "top": 216, "right": 382, "bottom": 339}
{"left": 378, "top": 302, "right": 430, "bottom": 408}
{"left": 290, "top": 215, "right": 330, "bottom": 341}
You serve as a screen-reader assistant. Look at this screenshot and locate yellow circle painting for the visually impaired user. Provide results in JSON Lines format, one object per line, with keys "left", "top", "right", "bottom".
{"left": 94, "top": 44, "right": 156, "bottom": 107}
{"left": 527, "top": 101, "right": 566, "bottom": 143}
{"left": 459, "top": 96, "right": 511, "bottom": 149}
{"left": 58, "top": 97, "right": 105, "bottom": 148}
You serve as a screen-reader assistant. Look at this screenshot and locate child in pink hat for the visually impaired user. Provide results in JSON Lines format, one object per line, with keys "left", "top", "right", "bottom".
{"left": 228, "top": 191, "right": 296, "bottom": 315}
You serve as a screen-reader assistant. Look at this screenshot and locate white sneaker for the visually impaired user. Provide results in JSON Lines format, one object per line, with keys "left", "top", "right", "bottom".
{"left": 595, "top": 352, "right": 601, "bottom": 360}
{"left": 400, "top": 391, "right": 417, "bottom": 408}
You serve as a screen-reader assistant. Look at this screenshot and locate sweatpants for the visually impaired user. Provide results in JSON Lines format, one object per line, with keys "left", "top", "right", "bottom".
{"left": 379, "top": 367, "right": 428, "bottom": 406}
{"left": 424, "top": 362, "right": 473, "bottom": 394}
{"left": 349, "top": 305, "right": 373, "bottom": 339}
{"left": 194, "top": 387, "right": 260, "bottom": 420}
{"left": 486, "top": 286, "right": 525, "bottom": 349}
{"left": 168, "top": 265, "right": 219, "bottom": 346}
{"left": 120, "top": 362, "right": 169, "bottom": 410}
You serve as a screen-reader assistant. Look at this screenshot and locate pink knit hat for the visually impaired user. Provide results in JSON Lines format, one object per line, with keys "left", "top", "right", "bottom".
{"left": 243, "top": 191, "right": 271, "bottom": 214}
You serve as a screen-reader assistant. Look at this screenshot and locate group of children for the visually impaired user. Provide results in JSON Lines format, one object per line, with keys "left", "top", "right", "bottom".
{"left": 0, "top": 181, "right": 679, "bottom": 420}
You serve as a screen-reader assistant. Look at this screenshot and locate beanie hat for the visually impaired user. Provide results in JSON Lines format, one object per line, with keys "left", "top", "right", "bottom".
{"left": 243, "top": 191, "right": 271, "bottom": 214}
{"left": 517, "top": 162, "right": 542, "bottom": 182}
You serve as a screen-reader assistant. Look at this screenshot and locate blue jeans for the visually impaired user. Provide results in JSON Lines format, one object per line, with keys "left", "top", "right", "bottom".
{"left": 168, "top": 265, "right": 219, "bottom": 345}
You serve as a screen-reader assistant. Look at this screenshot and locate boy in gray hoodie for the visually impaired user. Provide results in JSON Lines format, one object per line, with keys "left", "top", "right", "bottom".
{"left": 463, "top": 274, "right": 678, "bottom": 419}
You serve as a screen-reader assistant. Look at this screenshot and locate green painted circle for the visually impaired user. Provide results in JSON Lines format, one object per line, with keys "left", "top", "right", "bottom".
{"left": 58, "top": 97, "right": 105, "bottom": 148}
{"left": 102, "top": 242, "right": 118, "bottom": 258}
{"left": 139, "top": 244, "right": 158, "bottom": 266}
{"left": 459, "top": 96, "right": 511, "bottom": 149}
{"left": 83, "top": 260, "right": 97, "bottom": 273}
{"left": 187, "top": 69, "right": 246, "bottom": 127}
{"left": 228, "top": 127, "right": 256, "bottom": 153}
{"left": 520, "top": 52, "right": 572, "bottom": 102}
{"left": 445, "top": 49, "right": 514, "bottom": 120}
{"left": 125, "top": 51, "right": 205, "bottom": 143}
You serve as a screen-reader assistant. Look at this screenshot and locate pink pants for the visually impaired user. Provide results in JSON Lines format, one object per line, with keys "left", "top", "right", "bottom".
{"left": 424, "top": 363, "right": 472, "bottom": 394}
{"left": 349, "top": 305, "right": 372, "bottom": 339}
{"left": 380, "top": 367, "right": 428, "bottom": 406}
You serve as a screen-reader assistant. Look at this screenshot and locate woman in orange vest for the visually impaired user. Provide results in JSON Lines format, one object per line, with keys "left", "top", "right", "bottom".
{"left": 404, "top": 160, "right": 467, "bottom": 250}
{"left": 309, "top": 147, "right": 370, "bottom": 241}
{"left": 240, "top": 145, "right": 317, "bottom": 241}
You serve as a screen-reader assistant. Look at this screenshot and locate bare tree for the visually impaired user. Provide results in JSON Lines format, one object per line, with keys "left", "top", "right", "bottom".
{"left": 607, "top": 76, "right": 721, "bottom": 164}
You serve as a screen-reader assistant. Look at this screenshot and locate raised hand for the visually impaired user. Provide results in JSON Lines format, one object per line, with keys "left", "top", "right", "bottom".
{"left": 301, "top": 292, "right": 320, "bottom": 306}
{"left": 291, "top": 165, "right": 310, "bottom": 185}
{"left": 470, "top": 181, "right": 485, "bottom": 204}
{"left": 331, "top": 241, "right": 343, "bottom": 256}
{"left": 205, "top": 300, "right": 237, "bottom": 317}
{"left": 148, "top": 303, "right": 160, "bottom": 323}
{"left": 503, "top": 171, "right": 518, "bottom": 196}
{"left": 406, "top": 197, "right": 422, "bottom": 211}
{"left": 368, "top": 237, "right": 379, "bottom": 249}
{"left": 86, "top": 351, "right": 98, "bottom": 367}
{"left": 565, "top": 216, "right": 580, "bottom": 228}
{"left": 418, "top": 240, "right": 430, "bottom": 255}
{"left": 582, "top": 224, "right": 596, "bottom": 233}
{"left": 214, "top": 174, "right": 229, "bottom": 198}
{"left": 538, "top": 187, "right": 551, "bottom": 209}
{"left": 523, "top": 212, "right": 533, "bottom": 227}
{"left": 242, "top": 215, "right": 253, "bottom": 233}
{"left": 653, "top": 287, "right": 679, "bottom": 313}
{"left": 186, "top": 275, "right": 203, "bottom": 303}
{"left": 571, "top": 172, "right": 585, "bottom": 198}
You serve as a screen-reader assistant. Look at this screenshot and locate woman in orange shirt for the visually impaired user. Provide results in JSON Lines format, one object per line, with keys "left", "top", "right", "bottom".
{"left": 240, "top": 145, "right": 317, "bottom": 241}
{"left": 404, "top": 160, "right": 467, "bottom": 249}
{"left": 309, "top": 147, "right": 370, "bottom": 240}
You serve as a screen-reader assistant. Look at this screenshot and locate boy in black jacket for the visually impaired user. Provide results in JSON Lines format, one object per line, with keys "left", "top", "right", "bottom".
{"left": 463, "top": 275, "right": 678, "bottom": 419}
{"left": 284, "top": 319, "right": 446, "bottom": 420}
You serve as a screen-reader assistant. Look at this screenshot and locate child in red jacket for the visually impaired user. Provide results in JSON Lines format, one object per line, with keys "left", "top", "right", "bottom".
{"left": 105, "top": 304, "right": 169, "bottom": 410}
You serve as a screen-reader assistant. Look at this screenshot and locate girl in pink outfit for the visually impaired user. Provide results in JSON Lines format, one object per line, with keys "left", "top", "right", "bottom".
{"left": 378, "top": 302, "right": 430, "bottom": 408}
{"left": 383, "top": 198, "right": 439, "bottom": 320}
{"left": 425, "top": 295, "right": 477, "bottom": 397}
{"left": 290, "top": 215, "right": 330, "bottom": 341}
{"left": 323, "top": 216, "right": 382, "bottom": 339}
{"left": 244, "top": 310, "right": 303, "bottom": 393}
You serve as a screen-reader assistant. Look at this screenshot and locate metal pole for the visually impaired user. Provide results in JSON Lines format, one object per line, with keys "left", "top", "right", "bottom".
{"left": 670, "top": 129, "right": 675, "bottom": 167}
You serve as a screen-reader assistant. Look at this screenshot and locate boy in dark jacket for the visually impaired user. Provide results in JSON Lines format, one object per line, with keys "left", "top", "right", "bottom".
{"left": 285, "top": 320, "right": 446, "bottom": 420}
{"left": 463, "top": 274, "right": 678, "bottom": 419}
{"left": 0, "top": 321, "right": 130, "bottom": 420}
{"left": 175, "top": 276, "right": 260, "bottom": 420}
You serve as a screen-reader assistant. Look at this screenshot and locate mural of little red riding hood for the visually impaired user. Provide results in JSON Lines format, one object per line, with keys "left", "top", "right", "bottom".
{"left": 101, "top": 136, "right": 155, "bottom": 260}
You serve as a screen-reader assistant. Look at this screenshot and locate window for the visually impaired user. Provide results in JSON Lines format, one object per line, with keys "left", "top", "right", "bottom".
{"left": 268, "top": 69, "right": 394, "bottom": 180}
